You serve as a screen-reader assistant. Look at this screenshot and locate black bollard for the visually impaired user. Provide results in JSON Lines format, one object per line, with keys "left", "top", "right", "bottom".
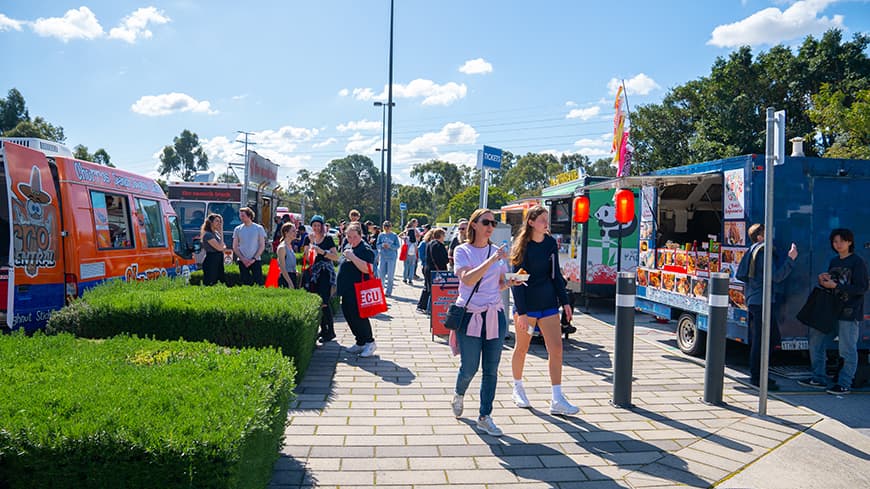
{"left": 703, "top": 272, "right": 730, "bottom": 405}
{"left": 612, "top": 272, "right": 636, "bottom": 408}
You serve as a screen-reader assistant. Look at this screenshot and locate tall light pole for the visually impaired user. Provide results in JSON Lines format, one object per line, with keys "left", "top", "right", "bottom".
{"left": 374, "top": 101, "right": 394, "bottom": 223}
{"left": 385, "top": 0, "right": 395, "bottom": 221}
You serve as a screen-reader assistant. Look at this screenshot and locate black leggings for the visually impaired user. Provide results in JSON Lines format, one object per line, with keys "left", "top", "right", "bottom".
{"left": 312, "top": 276, "right": 335, "bottom": 340}
{"left": 341, "top": 293, "right": 374, "bottom": 346}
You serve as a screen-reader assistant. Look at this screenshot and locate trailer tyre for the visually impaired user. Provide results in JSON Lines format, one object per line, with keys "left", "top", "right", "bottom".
{"left": 676, "top": 313, "right": 706, "bottom": 357}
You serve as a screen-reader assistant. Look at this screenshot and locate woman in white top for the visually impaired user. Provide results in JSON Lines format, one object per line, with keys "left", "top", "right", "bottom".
{"left": 450, "top": 208, "right": 522, "bottom": 437}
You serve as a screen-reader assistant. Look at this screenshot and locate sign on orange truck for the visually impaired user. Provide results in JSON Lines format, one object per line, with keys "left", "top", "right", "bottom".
{"left": 1, "top": 139, "right": 197, "bottom": 332}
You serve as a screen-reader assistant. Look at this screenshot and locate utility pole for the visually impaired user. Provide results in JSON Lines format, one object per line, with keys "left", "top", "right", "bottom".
{"left": 236, "top": 131, "right": 255, "bottom": 208}
{"left": 385, "top": 0, "right": 395, "bottom": 221}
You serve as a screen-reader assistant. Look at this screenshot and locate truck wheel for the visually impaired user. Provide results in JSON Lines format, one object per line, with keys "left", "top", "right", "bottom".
{"left": 676, "top": 313, "right": 706, "bottom": 357}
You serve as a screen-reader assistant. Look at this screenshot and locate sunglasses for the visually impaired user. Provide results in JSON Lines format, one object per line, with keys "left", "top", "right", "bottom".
{"left": 477, "top": 219, "right": 497, "bottom": 227}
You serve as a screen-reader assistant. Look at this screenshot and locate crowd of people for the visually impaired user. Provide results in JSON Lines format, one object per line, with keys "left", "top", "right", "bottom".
{"left": 193, "top": 205, "right": 867, "bottom": 436}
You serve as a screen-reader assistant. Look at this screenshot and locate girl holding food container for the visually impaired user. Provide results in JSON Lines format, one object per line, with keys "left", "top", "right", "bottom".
{"left": 508, "top": 205, "right": 579, "bottom": 416}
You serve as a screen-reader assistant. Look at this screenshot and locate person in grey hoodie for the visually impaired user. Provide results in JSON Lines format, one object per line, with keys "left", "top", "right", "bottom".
{"left": 736, "top": 223, "right": 797, "bottom": 390}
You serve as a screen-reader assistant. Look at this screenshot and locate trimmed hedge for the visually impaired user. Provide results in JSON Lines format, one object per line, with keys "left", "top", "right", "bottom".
{"left": 46, "top": 278, "right": 320, "bottom": 380}
{"left": 188, "top": 263, "right": 271, "bottom": 287}
{"left": 0, "top": 332, "right": 295, "bottom": 489}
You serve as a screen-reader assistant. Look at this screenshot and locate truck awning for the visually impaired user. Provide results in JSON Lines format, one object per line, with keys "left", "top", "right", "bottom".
{"left": 578, "top": 173, "right": 720, "bottom": 191}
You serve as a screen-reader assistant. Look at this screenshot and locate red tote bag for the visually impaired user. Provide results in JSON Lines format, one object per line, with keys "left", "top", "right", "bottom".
{"left": 399, "top": 241, "right": 408, "bottom": 261}
{"left": 355, "top": 263, "right": 388, "bottom": 318}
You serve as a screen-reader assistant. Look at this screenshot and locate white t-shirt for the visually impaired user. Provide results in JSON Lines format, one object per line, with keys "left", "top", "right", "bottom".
{"left": 453, "top": 243, "right": 507, "bottom": 308}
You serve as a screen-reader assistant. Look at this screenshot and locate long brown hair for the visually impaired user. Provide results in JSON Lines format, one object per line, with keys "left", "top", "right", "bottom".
{"left": 200, "top": 213, "right": 222, "bottom": 238}
{"left": 466, "top": 208, "right": 493, "bottom": 245}
{"left": 510, "top": 205, "right": 548, "bottom": 266}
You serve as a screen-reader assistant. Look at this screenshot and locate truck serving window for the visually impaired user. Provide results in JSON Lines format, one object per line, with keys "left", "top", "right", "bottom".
{"left": 135, "top": 198, "right": 167, "bottom": 248}
{"left": 168, "top": 214, "right": 185, "bottom": 256}
{"left": 91, "top": 191, "right": 134, "bottom": 250}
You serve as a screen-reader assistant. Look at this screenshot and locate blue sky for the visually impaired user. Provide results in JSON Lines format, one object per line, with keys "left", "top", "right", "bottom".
{"left": 2, "top": 0, "right": 868, "bottom": 186}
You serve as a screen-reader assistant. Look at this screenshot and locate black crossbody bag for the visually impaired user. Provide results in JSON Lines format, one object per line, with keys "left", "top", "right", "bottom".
{"left": 443, "top": 245, "right": 491, "bottom": 331}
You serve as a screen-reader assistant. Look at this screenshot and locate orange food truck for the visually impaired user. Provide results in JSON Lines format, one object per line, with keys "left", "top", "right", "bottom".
{"left": 1, "top": 138, "right": 197, "bottom": 332}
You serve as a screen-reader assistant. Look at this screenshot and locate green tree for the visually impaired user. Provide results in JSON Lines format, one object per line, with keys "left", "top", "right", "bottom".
{"left": 587, "top": 157, "right": 617, "bottom": 177}
{"left": 501, "top": 152, "right": 560, "bottom": 197}
{"left": 631, "top": 29, "right": 869, "bottom": 170}
{"left": 809, "top": 84, "right": 870, "bottom": 159}
{"left": 443, "top": 185, "right": 510, "bottom": 222}
{"left": 73, "top": 145, "right": 114, "bottom": 167}
{"left": 158, "top": 129, "right": 209, "bottom": 181}
{"left": 4, "top": 116, "right": 66, "bottom": 143}
{"left": 0, "top": 88, "right": 28, "bottom": 133}
{"left": 291, "top": 154, "right": 382, "bottom": 223}
{"left": 217, "top": 170, "right": 240, "bottom": 183}
{"left": 410, "top": 160, "right": 464, "bottom": 218}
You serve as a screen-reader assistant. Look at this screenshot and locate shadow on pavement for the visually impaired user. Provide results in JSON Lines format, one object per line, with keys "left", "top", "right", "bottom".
{"left": 268, "top": 453, "right": 314, "bottom": 488}
{"left": 461, "top": 420, "right": 624, "bottom": 488}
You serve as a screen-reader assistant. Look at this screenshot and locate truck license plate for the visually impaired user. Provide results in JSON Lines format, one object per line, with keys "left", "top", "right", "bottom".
{"left": 780, "top": 340, "right": 808, "bottom": 351}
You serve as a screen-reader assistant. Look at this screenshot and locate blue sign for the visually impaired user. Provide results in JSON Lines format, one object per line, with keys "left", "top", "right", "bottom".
{"left": 400, "top": 202, "right": 407, "bottom": 211}
{"left": 482, "top": 145, "right": 502, "bottom": 169}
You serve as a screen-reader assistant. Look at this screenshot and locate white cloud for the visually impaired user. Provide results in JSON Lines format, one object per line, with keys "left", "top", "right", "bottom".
{"left": 312, "top": 137, "right": 338, "bottom": 149}
{"left": 566, "top": 106, "right": 601, "bottom": 120}
{"left": 459, "top": 58, "right": 493, "bottom": 75}
{"left": 255, "top": 126, "right": 320, "bottom": 154}
{"left": 344, "top": 133, "right": 381, "bottom": 154}
{"left": 131, "top": 93, "right": 217, "bottom": 116}
{"left": 573, "top": 134, "right": 613, "bottom": 158}
{"left": 0, "top": 13, "right": 24, "bottom": 31}
{"left": 32, "top": 6, "right": 104, "bottom": 42}
{"left": 337, "top": 119, "right": 381, "bottom": 132}
{"left": 393, "top": 122, "right": 478, "bottom": 163}
{"left": 231, "top": 94, "right": 248, "bottom": 100}
{"left": 565, "top": 101, "right": 577, "bottom": 107}
{"left": 338, "top": 88, "right": 350, "bottom": 97}
{"left": 350, "top": 79, "right": 468, "bottom": 106}
{"left": 607, "top": 73, "right": 660, "bottom": 96}
{"left": 708, "top": 0, "right": 844, "bottom": 48}
{"left": 108, "top": 7, "right": 170, "bottom": 43}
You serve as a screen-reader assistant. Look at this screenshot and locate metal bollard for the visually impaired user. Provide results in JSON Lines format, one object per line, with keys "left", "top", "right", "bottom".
{"left": 703, "top": 272, "right": 730, "bottom": 405}
{"left": 612, "top": 272, "right": 636, "bottom": 408}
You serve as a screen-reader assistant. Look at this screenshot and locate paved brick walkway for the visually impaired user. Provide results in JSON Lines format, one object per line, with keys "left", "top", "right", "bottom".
{"left": 269, "top": 278, "right": 822, "bottom": 488}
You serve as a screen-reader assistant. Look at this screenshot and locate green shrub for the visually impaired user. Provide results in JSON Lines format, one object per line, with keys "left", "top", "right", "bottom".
{"left": 46, "top": 278, "right": 320, "bottom": 380}
{"left": 188, "top": 263, "right": 271, "bottom": 287}
{"left": 0, "top": 332, "right": 295, "bottom": 489}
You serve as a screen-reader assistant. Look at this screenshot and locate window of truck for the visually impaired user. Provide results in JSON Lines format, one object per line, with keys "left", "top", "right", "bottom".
{"left": 208, "top": 202, "right": 241, "bottom": 229}
{"left": 168, "top": 214, "right": 185, "bottom": 256}
{"left": 175, "top": 201, "right": 206, "bottom": 232}
{"left": 91, "top": 191, "right": 134, "bottom": 250}
{"left": 550, "top": 199, "right": 572, "bottom": 235}
{"left": 135, "top": 198, "right": 166, "bottom": 248}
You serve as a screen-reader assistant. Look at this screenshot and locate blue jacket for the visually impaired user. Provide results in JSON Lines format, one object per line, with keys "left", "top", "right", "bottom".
{"left": 736, "top": 242, "right": 795, "bottom": 306}
{"left": 376, "top": 232, "right": 401, "bottom": 260}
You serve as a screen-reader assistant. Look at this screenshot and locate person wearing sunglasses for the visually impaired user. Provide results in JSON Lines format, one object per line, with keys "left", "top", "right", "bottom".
{"left": 508, "top": 205, "right": 579, "bottom": 415}
{"left": 450, "top": 209, "right": 522, "bottom": 437}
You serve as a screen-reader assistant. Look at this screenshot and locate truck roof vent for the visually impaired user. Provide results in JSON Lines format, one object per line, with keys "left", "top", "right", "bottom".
{"left": 192, "top": 171, "right": 215, "bottom": 182}
{"left": 0, "top": 137, "right": 73, "bottom": 157}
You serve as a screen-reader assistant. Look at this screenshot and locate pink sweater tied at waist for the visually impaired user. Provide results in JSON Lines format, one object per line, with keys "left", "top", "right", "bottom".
{"left": 464, "top": 300, "right": 503, "bottom": 340}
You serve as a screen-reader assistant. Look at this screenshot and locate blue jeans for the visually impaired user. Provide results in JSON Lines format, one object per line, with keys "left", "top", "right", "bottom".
{"left": 455, "top": 310, "right": 507, "bottom": 417}
{"left": 808, "top": 320, "right": 859, "bottom": 387}
{"left": 379, "top": 255, "right": 397, "bottom": 295}
{"left": 403, "top": 255, "right": 417, "bottom": 281}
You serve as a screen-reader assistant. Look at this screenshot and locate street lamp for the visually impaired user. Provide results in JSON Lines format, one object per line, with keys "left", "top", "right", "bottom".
{"left": 374, "top": 101, "right": 395, "bottom": 223}
{"left": 385, "top": 0, "right": 395, "bottom": 221}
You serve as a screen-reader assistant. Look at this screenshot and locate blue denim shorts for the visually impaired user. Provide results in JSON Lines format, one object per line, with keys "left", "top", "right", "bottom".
{"left": 521, "top": 308, "right": 560, "bottom": 319}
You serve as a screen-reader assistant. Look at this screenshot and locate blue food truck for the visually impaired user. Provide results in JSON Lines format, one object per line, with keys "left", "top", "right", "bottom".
{"left": 581, "top": 153, "right": 870, "bottom": 356}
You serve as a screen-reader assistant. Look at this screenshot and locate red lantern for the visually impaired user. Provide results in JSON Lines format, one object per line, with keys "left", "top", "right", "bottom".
{"left": 573, "top": 195, "right": 590, "bottom": 223}
{"left": 614, "top": 189, "right": 634, "bottom": 224}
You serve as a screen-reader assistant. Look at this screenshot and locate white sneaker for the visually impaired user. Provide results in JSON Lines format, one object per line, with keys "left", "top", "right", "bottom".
{"left": 550, "top": 397, "right": 579, "bottom": 416}
{"left": 512, "top": 385, "right": 531, "bottom": 408}
{"left": 476, "top": 416, "right": 503, "bottom": 437}
{"left": 451, "top": 394, "right": 464, "bottom": 418}
{"left": 346, "top": 344, "right": 364, "bottom": 354}
{"left": 359, "top": 341, "right": 377, "bottom": 357}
